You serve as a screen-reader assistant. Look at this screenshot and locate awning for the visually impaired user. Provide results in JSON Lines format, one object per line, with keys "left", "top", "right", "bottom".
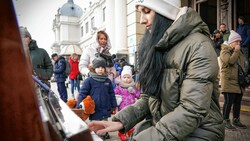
{"left": 60, "top": 45, "right": 82, "bottom": 55}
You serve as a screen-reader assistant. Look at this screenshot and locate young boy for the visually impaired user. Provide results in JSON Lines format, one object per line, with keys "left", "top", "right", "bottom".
{"left": 77, "top": 57, "right": 117, "bottom": 139}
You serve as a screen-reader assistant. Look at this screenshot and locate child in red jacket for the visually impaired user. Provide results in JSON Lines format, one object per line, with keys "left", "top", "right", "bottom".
{"left": 69, "top": 53, "right": 80, "bottom": 99}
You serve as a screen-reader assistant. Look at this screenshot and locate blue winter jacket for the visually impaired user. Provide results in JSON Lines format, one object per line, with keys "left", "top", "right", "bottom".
{"left": 237, "top": 23, "right": 250, "bottom": 47}
{"left": 77, "top": 77, "right": 117, "bottom": 120}
{"left": 53, "top": 56, "right": 67, "bottom": 82}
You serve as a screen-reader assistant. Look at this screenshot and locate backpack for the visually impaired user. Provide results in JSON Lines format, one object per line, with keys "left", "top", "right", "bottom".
{"left": 64, "top": 61, "right": 71, "bottom": 76}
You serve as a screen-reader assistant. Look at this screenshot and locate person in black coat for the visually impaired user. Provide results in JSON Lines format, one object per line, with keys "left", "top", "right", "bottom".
{"left": 212, "top": 29, "right": 224, "bottom": 57}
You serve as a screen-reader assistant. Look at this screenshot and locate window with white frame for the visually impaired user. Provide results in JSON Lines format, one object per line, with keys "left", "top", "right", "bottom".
{"left": 85, "top": 22, "right": 89, "bottom": 34}
{"left": 91, "top": 17, "right": 95, "bottom": 29}
{"left": 80, "top": 26, "right": 84, "bottom": 37}
{"left": 103, "top": 7, "right": 106, "bottom": 22}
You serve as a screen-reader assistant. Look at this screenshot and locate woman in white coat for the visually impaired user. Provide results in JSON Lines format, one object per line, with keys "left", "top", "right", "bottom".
{"left": 79, "top": 30, "right": 116, "bottom": 80}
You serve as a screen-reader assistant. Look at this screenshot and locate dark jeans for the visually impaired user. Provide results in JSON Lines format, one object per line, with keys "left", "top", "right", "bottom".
{"left": 56, "top": 81, "right": 68, "bottom": 102}
{"left": 222, "top": 92, "right": 243, "bottom": 120}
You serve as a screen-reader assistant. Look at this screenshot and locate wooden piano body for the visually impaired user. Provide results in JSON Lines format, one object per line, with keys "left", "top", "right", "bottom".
{"left": 0, "top": 1, "right": 101, "bottom": 140}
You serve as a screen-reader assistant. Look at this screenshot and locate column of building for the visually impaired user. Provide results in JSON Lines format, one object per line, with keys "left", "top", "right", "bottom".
{"left": 114, "top": 0, "right": 128, "bottom": 57}
{"left": 105, "top": 0, "right": 115, "bottom": 54}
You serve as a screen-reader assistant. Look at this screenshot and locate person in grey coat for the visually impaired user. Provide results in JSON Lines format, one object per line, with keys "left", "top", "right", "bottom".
{"left": 88, "top": 0, "right": 224, "bottom": 140}
{"left": 19, "top": 26, "right": 53, "bottom": 87}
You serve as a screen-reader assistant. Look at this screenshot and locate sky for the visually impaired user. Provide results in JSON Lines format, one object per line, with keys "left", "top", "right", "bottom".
{"left": 13, "top": 0, "right": 89, "bottom": 55}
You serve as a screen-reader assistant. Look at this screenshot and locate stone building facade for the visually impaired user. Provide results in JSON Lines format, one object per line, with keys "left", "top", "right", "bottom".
{"left": 52, "top": 0, "right": 250, "bottom": 65}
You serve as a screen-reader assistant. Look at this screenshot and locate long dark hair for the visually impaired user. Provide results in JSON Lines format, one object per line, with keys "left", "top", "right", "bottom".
{"left": 138, "top": 13, "right": 173, "bottom": 97}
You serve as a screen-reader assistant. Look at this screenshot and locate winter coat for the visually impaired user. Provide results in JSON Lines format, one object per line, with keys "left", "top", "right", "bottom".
{"left": 77, "top": 73, "right": 117, "bottom": 120}
{"left": 112, "top": 8, "right": 224, "bottom": 141}
{"left": 53, "top": 56, "right": 67, "bottom": 82}
{"left": 221, "top": 30, "right": 230, "bottom": 41}
{"left": 213, "top": 37, "right": 224, "bottom": 56}
{"left": 237, "top": 23, "right": 250, "bottom": 47}
{"left": 115, "top": 80, "right": 140, "bottom": 111}
{"left": 114, "top": 62, "right": 122, "bottom": 75}
{"left": 78, "top": 44, "right": 116, "bottom": 79}
{"left": 29, "top": 40, "right": 53, "bottom": 80}
{"left": 220, "top": 43, "right": 246, "bottom": 94}
{"left": 69, "top": 57, "right": 80, "bottom": 80}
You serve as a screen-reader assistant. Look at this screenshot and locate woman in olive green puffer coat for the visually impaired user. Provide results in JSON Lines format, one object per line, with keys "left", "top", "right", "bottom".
{"left": 88, "top": 1, "right": 224, "bottom": 140}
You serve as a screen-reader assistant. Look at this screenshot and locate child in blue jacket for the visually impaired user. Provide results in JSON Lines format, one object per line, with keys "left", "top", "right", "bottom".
{"left": 77, "top": 57, "right": 117, "bottom": 139}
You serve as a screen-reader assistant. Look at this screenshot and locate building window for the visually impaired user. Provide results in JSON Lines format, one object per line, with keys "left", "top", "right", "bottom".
{"left": 103, "top": 7, "right": 106, "bottom": 22}
{"left": 85, "top": 22, "right": 89, "bottom": 34}
{"left": 91, "top": 17, "right": 95, "bottom": 29}
{"left": 80, "top": 26, "right": 84, "bottom": 37}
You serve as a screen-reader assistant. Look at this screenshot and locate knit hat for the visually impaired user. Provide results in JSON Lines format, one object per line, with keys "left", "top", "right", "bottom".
{"left": 135, "top": 0, "right": 181, "bottom": 21}
{"left": 121, "top": 65, "right": 132, "bottom": 78}
{"left": 92, "top": 57, "right": 106, "bottom": 69}
{"left": 228, "top": 30, "right": 241, "bottom": 44}
{"left": 213, "top": 29, "right": 220, "bottom": 34}
{"left": 51, "top": 53, "right": 58, "bottom": 59}
{"left": 19, "top": 26, "right": 32, "bottom": 39}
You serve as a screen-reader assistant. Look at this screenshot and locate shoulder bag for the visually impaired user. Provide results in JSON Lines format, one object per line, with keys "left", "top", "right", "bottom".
{"left": 237, "top": 62, "right": 250, "bottom": 87}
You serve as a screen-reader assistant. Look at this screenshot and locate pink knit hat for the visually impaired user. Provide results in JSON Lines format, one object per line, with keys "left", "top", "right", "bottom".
{"left": 228, "top": 30, "right": 241, "bottom": 44}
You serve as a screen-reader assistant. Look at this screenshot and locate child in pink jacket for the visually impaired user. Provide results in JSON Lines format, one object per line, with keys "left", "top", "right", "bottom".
{"left": 115, "top": 65, "right": 140, "bottom": 111}
{"left": 115, "top": 65, "right": 140, "bottom": 141}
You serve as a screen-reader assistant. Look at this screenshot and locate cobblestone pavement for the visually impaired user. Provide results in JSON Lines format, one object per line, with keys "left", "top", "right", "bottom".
{"left": 51, "top": 82, "right": 250, "bottom": 141}
{"left": 224, "top": 112, "right": 250, "bottom": 141}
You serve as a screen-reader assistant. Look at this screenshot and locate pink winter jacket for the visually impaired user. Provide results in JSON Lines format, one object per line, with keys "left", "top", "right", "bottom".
{"left": 115, "top": 81, "right": 140, "bottom": 111}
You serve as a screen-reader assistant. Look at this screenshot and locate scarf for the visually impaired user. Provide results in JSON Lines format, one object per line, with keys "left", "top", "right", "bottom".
{"left": 96, "top": 46, "right": 111, "bottom": 56}
{"left": 89, "top": 72, "right": 108, "bottom": 82}
{"left": 118, "top": 80, "right": 136, "bottom": 89}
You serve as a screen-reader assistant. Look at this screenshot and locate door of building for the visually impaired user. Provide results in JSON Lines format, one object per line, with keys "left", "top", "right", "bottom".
{"left": 234, "top": 0, "right": 250, "bottom": 29}
{"left": 191, "top": 0, "right": 217, "bottom": 33}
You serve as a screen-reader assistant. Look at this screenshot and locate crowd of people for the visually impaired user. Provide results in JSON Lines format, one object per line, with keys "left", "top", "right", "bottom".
{"left": 91, "top": 0, "right": 225, "bottom": 140}
{"left": 75, "top": 28, "right": 139, "bottom": 140}
{"left": 19, "top": 0, "right": 250, "bottom": 140}
{"left": 210, "top": 16, "right": 250, "bottom": 130}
